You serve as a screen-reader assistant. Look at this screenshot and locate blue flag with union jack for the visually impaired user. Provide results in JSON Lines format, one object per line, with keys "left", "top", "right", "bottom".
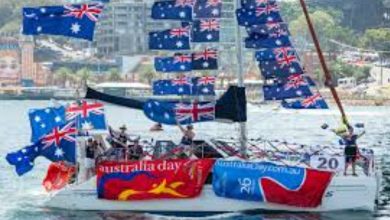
{"left": 255, "top": 47, "right": 299, "bottom": 61}
{"left": 192, "top": 48, "right": 218, "bottom": 70}
{"left": 193, "top": 0, "right": 222, "bottom": 19}
{"left": 29, "top": 106, "right": 67, "bottom": 143}
{"left": 154, "top": 53, "right": 192, "bottom": 72}
{"left": 263, "top": 81, "right": 313, "bottom": 101}
{"left": 143, "top": 100, "right": 215, "bottom": 125}
{"left": 153, "top": 76, "right": 216, "bottom": 95}
{"left": 66, "top": 100, "right": 107, "bottom": 130}
{"left": 282, "top": 94, "right": 329, "bottom": 109}
{"left": 258, "top": 48, "right": 303, "bottom": 79}
{"left": 241, "top": 0, "right": 276, "bottom": 10}
{"left": 191, "top": 19, "right": 220, "bottom": 42}
{"left": 6, "top": 122, "right": 77, "bottom": 176}
{"left": 246, "top": 22, "right": 290, "bottom": 39}
{"left": 245, "top": 34, "right": 291, "bottom": 49}
{"left": 149, "top": 27, "right": 190, "bottom": 50}
{"left": 151, "top": 0, "right": 193, "bottom": 21}
{"left": 22, "top": 3, "right": 104, "bottom": 41}
{"left": 236, "top": 3, "right": 283, "bottom": 27}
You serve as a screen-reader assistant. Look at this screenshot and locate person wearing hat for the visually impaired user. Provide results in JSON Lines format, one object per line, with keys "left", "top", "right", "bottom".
{"left": 150, "top": 123, "right": 163, "bottom": 132}
{"left": 332, "top": 124, "right": 365, "bottom": 176}
{"left": 118, "top": 125, "right": 129, "bottom": 145}
{"left": 177, "top": 120, "right": 195, "bottom": 157}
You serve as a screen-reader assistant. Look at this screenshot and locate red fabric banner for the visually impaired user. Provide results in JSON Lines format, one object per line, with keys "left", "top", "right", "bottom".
{"left": 260, "top": 168, "right": 333, "bottom": 207}
{"left": 42, "top": 162, "right": 75, "bottom": 192}
{"left": 97, "top": 159, "right": 215, "bottom": 200}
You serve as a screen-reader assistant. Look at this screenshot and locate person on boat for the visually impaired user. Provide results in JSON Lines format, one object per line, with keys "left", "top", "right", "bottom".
{"left": 332, "top": 124, "right": 365, "bottom": 176}
{"left": 150, "top": 123, "right": 163, "bottom": 132}
{"left": 177, "top": 120, "right": 195, "bottom": 158}
{"left": 128, "top": 138, "right": 143, "bottom": 160}
{"left": 85, "top": 138, "right": 97, "bottom": 179}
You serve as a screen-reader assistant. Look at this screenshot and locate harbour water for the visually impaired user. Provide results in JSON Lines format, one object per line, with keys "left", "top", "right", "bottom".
{"left": 0, "top": 100, "right": 389, "bottom": 220}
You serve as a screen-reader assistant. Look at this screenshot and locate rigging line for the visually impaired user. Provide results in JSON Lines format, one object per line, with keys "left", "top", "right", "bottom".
{"left": 298, "top": 0, "right": 349, "bottom": 125}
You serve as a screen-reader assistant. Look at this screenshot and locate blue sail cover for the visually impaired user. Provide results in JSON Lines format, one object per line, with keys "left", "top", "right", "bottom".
{"left": 153, "top": 76, "right": 216, "bottom": 96}
{"left": 85, "top": 86, "right": 247, "bottom": 123}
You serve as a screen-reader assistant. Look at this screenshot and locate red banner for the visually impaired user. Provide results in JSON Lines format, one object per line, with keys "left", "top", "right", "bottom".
{"left": 97, "top": 159, "right": 215, "bottom": 200}
{"left": 42, "top": 162, "right": 75, "bottom": 192}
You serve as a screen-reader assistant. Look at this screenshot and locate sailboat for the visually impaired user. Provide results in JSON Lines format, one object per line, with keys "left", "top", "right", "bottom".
{"left": 9, "top": 0, "right": 380, "bottom": 214}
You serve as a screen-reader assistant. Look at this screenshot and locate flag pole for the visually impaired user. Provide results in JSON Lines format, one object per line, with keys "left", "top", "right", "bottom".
{"left": 298, "top": 0, "right": 348, "bottom": 124}
{"left": 234, "top": 0, "right": 248, "bottom": 159}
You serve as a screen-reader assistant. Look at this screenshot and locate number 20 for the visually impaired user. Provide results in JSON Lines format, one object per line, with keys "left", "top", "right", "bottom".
{"left": 318, "top": 157, "right": 339, "bottom": 169}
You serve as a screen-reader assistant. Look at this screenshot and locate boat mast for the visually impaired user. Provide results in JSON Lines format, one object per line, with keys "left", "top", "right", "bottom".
{"left": 234, "top": 0, "right": 248, "bottom": 158}
{"left": 298, "top": 0, "right": 349, "bottom": 124}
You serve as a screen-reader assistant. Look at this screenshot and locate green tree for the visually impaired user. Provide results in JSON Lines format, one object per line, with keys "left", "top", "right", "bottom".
{"left": 54, "top": 67, "right": 73, "bottom": 88}
{"left": 329, "top": 60, "right": 371, "bottom": 82}
{"left": 138, "top": 64, "right": 156, "bottom": 85}
{"left": 107, "top": 68, "right": 122, "bottom": 81}
{"left": 359, "top": 28, "right": 390, "bottom": 57}
{"left": 289, "top": 10, "right": 356, "bottom": 51}
{"left": 76, "top": 67, "right": 91, "bottom": 87}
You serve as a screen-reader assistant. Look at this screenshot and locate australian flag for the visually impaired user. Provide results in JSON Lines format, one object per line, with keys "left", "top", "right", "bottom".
{"left": 236, "top": 4, "right": 283, "bottom": 27}
{"left": 259, "top": 59, "right": 303, "bottom": 79}
{"left": 29, "top": 106, "right": 67, "bottom": 143}
{"left": 282, "top": 94, "right": 329, "bottom": 109}
{"left": 192, "top": 48, "right": 218, "bottom": 70}
{"left": 246, "top": 22, "right": 290, "bottom": 39}
{"left": 192, "top": 19, "right": 220, "bottom": 42}
{"left": 6, "top": 122, "right": 77, "bottom": 176}
{"left": 255, "top": 47, "right": 299, "bottom": 61}
{"left": 263, "top": 82, "right": 313, "bottom": 100}
{"left": 22, "top": 3, "right": 104, "bottom": 41}
{"left": 151, "top": 0, "right": 192, "bottom": 21}
{"left": 143, "top": 100, "right": 215, "bottom": 125}
{"left": 245, "top": 34, "right": 291, "bottom": 49}
{"left": 66, "top": 100, "right": 107, "bottom": 130}
{"left": 153, "top": 76, "right": 216, "bottom": 95}
{"left": 196, "top": 76, "right": 216, "bottom": 95}
{"left": 154, "top": 53, "right": 192, "bottom": 72}
{"left": 153, "top": 78, "right": 192, "bottom": 95}
{"left": 241, "top": 0, "right": 276, "bottom": 9}
{"left": 193, "top": 0, "right": 222, "bottom": 19}
{"left": 149, "top": 27, "right": 190, "bottom": 50}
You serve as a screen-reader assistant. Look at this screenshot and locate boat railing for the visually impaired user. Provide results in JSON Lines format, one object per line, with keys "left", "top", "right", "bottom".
{"left": 212, "top": 138, "right": 376, "bottom": 176}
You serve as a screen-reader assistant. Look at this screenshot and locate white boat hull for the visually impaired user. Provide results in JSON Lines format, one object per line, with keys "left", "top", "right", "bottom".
{"left": 46, "top": 174, "right": 378, "bottom": 213}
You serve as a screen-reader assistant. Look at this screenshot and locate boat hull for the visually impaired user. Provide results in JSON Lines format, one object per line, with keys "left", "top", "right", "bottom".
{"left": 46, "top": 174, "right": 378, "bottom": 212}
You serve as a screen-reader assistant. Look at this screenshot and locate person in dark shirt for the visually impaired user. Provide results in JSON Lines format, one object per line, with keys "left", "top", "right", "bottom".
{"left": 85, "top": 138, "right": 96, "bottom": 179}
{"left": 333, "top": 125, "right": 365, "bottom": 176}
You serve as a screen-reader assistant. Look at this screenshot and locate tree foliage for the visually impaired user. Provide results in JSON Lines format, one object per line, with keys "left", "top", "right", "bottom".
{"left": 107, "top": 68, "right": 122, "bottom": 82}
{"left": 359, "top": 28, "right": 390, "bottom": 57}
